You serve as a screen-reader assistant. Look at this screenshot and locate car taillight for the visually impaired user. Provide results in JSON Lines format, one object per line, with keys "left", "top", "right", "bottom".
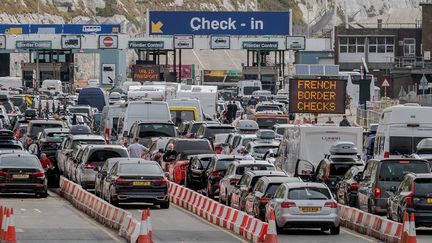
{"left": 374, "top": 187, "right": 381, "bottom": 198}
{"left": 324, "top": 201, "right": 338, "bottom": 208}
{"left": 114, "top": 177, "right": 130, "bottom": 185}
{"left": 152, "top": 178, "right": 168, "bottom": 186}
{"left": 230, "top": 178, "right": 240, "bottom": 184}
{"left": 31, "top": 171, "right": 45, "bottom": 178}
{"left": 84, "top": 163, "right": 96, "bottom": 169}
{"left": 215, "top": 146, "right": 222, "bottom": 154}
{"left": 0, "top": 170, "right": 9, "bottom": 178}
{"left": 384, "top": 151, "right": 390, "bottom": 158}
{"left": 349, "top": 183, "right": 359, "bottom": 190}
{"left": 259, "top": 197, "right": 271, "bottom": 204}
{"left": 323, "top": 162, "right": 330, "bottom": 181}
{"left": 210, "top": 171, "right": 223, "bottom": 178}
{"left": 281, "top": 201, "right": 296, "bottom": 208}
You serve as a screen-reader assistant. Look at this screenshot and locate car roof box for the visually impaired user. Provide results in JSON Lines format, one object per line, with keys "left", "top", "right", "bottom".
{"left": 235, "top": 120, "right": 259, "bottom": 132}
{"left": 416, "top": 138, "right": 432, "bottom": 152}
{"left": 329, "top": 141, "right": 358, "bottom": 155}
{"left": 256, "top": 129, "right": 276, "bottom": 140}
{"left": 0, "top": 129, "right": 15, "bottom": 140}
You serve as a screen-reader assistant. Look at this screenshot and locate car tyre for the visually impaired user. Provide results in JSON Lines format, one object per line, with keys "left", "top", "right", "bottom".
{"left": 275, "top": 221, "right": 284, "bottom": 234}
{"left": 330, "top": 225, "right": 340, "bottom": 235}
{"left": 38, "top": 190, "right": 48, "bottom": 198}
{"left": 159, "top": 200, "right": 170, "bottom": 209}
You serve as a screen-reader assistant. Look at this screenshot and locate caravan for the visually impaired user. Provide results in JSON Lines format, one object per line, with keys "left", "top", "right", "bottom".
{"left": 374, "top": 104, "right": 432, "bottom": 159}
{"left": 275, "top": 124, "right": 363, "bottom": 175}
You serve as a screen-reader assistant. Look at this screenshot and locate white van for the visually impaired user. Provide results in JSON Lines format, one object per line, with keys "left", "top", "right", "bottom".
{"left": 237, "top": 80, "right": 262, "bottom": 97}
{"left": 176, "top": 85, "right": 217, "bottom": 117}
{"left": 374, "top": 103, "right": 432, "bottom": 159}
{"left": 275, "top": 124, "right": 363, "bottom": 175}
{"left": 117, "top": 101, "right": 171, "bottom": 142}
{"left": 41, "top": 79, "right": 63, "bottom": 94}
{"left": 168, "top": 98, "right": 203, "bottom": 126}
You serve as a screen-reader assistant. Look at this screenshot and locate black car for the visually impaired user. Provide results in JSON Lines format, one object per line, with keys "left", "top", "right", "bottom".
{"left": 0, "top": 153, "right": 48, "bottom": 197}
{"left": 185, "top": 154, "right": 215, "bottom": 191}
{"left": 203, "top": 155, "right": 243, "bottom": 199}
{"left": 102, "top": 159, "right": 170, "bottom": 208}
{"left": 94, "top": 158, "right": 125, "bottom": 197}
{"left": 37, "top": 128, "right": 70, "bottom": 159}
{"left": 244, "top": 176, "right": 301, "bottom": 220}
{"left": 336, "top": 165, "right": 364, "bottom": 207}
{"left": 387, "top": 173, "right": 432, "bottom": 227}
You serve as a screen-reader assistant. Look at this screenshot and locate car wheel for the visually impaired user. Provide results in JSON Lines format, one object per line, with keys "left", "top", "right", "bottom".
{"left": 330, "top": 225, "right": 340, "bottom": 235}
{"left": 367, "top": 201, "right": 373, "bottom": 214}
{"left": 321, "top": 227, "right": 330, "bottom": 232}
{"left": 275, "top": 220, "right": 284, "bottom": 234}
{"left": 159, "top": 200, "right": 170, "bottom": 209}
{"left": 38, "top": 190, "right": 48, "bottom": 198}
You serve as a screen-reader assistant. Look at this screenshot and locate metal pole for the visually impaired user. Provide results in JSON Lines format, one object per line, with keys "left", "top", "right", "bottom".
{"left": 258, "top": 51, "right": 261, "bottom": 81}
{"left": 173, "top": 49, "right": 177, "bottom": 82}
{"left": 36, "top": 50, "right": 40, "bottom": 89}
{"left": 179, "top": 49, "right": 182, "bottom": 83}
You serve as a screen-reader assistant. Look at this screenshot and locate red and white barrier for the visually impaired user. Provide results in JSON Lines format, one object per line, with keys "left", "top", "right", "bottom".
{"left": 168, "top": 182, "right": 269, "bottom": 243}
{"left": 0, "top": 206, "right": 17, "bottom": 243}
{"left": 60, "top": 176, "right": 141, "bottom": 243}
{"left": 338, "top": 204, "right": 411, "bottom": 243}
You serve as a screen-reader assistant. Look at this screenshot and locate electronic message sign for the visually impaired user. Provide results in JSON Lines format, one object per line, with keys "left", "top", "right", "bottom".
{"left": 289, "top": 79, "right": 346, "bottom": 114}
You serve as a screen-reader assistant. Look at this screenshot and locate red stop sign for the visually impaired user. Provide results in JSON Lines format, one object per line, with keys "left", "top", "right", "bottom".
{"left": 103, "top": 36, "right": 113, "bottom": 47}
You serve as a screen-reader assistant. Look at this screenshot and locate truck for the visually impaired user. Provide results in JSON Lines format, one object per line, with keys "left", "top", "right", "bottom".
{"left": 275, "top": 124, "right": 363, "bottom": 175}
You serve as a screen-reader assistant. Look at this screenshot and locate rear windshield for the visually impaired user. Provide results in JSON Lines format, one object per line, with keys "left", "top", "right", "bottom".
{"left": 69, "top": 108, "right": 90, "bottom": 115}
{"left": 390, "top": 136, "right": 429, "bottom": 155}
{"left": 288, "top": 187, "right": 331, "bottom": 200}
{"left": 0, "top": 144, "right": 22, "bottom": 150}
{"left": 88, "top": 150, "right": 125, "bottom": 163}
{"left": 235, "top": 165, "right": 274, "bottom": 175}
{"left": 30, "top": 123, "right": 63, "bottom": 137}
{"left": 244, "top": 86, "right": 260, "bottom": 95}
{"left": 330, "top": 164, "right": 356, "bottom": 176}
{"left": 204, "top": 127, "right": 235, "bottom": 139}
{"left": 119, "top": 163, "right": 162, "bottom": 175}
{"left": 72, "top": 139, "right": 105, "bottom": 148}
{"left": 189, "top": 123, "right": 202, "bottom": 134}
{"left": 0, "top": 156, "right": 40, "bottom": 167}
{"left": 379, "top": 161, "right": 429, "bottom": 181}
{"left": 253, "top": 146, "right": 278, "bottom": 154}
{"left": 201, "top": 157, "right": 212, "bottom": 169}
{"left": 256, "top": 106, "right": 280, "bottom": 112}
{"left": 215, "top": 159, "right": 235, "bottom": 171}
{"left": 256, "top": 118, "right": 288, "bottom": 129}
{"left": 414, "top": 178, "right": 432, "bottom": 196}
{"left": 171, "top": 110, "right": 195, "bottom": 126}
{"left": 138, "top": 123, "right": 176, "bottom": 138}
{"left": 176, "top": 141, "right": 211, "bottom": 152}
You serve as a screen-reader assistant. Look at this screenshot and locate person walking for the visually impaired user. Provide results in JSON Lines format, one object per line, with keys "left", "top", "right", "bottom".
{"left": 127, "top": 137, "right": 148, "bottom": 158}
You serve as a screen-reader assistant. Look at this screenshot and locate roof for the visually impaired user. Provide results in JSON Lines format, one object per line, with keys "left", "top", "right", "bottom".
{"left": 261, "top": 176, "right": 300, "bottom": 184}
{"left": 204, "top": 124, "right": 235, "bottom": 128}
{"left": 113, "top": 158, "right": 155, "bottom": 164}
{"left": 244, "top": 170, "right": 287, "bottom": 177}
{"left": 70, "top": 134, "right": 105, "bottom": 140}
{"left": 407, "top": 173, "right": 432, "bottom": 179}
{"left": 193, "top": 154, "right": 218, "bottom": 159}
{"left": 86, "top": 144, "right": 126, "bottom": 149}
{"left": 284, "top": 182, "right": 328, "bottom": 189}
{"left": 43, "top": 128, "right": 70, "bottom": 133}
{"left": 213, "top": 154, "right": 245, "bottom": 160}
{"left": 232, "top": 160, "right": 272, "bottom": 165}
{"left": 29, "top": 119, "right": 64, "bottom": 125}
{"left": 0, "top": 153, "right": 36, "bottom": 158}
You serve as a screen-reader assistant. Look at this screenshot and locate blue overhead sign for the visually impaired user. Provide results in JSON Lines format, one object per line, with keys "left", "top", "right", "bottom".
{"left": 0, "top": 24, "right": 121, "bottom": 35}
{"left": 149, "top": 11, "right": 291, "bottom": 36}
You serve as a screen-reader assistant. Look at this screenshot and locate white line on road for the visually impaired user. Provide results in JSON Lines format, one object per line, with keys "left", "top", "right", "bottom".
{"left": 34, "top": 208, "right": 41, "bottom": 213}
{"left": 341, "top": 228, "right": 375, "bottom": 242}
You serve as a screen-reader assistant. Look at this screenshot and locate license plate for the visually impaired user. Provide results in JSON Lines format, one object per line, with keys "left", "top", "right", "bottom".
{"left": 427, "top": 198, "right": 432, "bottom": 204}
{"left": 132, "top": 181, "right": 150, "bottom": 186}
{"left": 301, "top": 207, "right": 320, "bottom": 213}
{"left": 12, "top": 174, "right": 29, "bottom": 179}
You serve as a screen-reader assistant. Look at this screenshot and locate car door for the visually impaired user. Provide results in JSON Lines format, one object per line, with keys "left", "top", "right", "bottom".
{"left": 314, "top": 160, "right": 327, "bottom": 182}
{"left": 103, "top": 163, "right": 118, "bottom": 200}
{"left": 96, "top": 161, "right": 109, "bottom": 195}
{"left": 357, "top": 161, "right": 375, "bottom": 211}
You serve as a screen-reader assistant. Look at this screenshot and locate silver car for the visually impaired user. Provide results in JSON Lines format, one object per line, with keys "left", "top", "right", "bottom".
{"left": 265, "top": 182, "right": 340, "bottom": 234}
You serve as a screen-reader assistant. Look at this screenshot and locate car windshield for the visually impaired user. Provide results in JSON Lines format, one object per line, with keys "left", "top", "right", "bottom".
{"left": 204, "top": 127, "right": 234, "bottom": 139}
{"left": 138, "top": 123, "right": 176, "bottom": 138}
{"left": 288, "top": 187, "right": 331, "bottom": 200}
{"left": 256, "top": 118, "right": 288, "bottom": 129}
{"left": 72, "top": 139, "right": 105, "bottom": 148}
{"left": 31, "top": 123, "right": 63, "bottom": 137}
{"left": 235, "top": 165, "right": 274, "bottom": 175}
{"left": 0, "top": 156, "right": 40, "bottom": 167}
{"left": 253, "top": 146, "right": 278, "bottom": 154}
{"left": 414, "top": 178, "right": 432, "bottom": 196}
{"left": 379, "top": 161, "right": 429, "bottom": 181}
{"left": 330, "top": 164, "right": 356, "bottom": 176}
{"left": 119, "top": 163, "right": 162, "bottom": 175}
{"left": 170, "top": 110, "right": 195, "bottom": 126}
{"left": 176, "top": 141, "right": 212, "bottom": 152}
{"left": 390, "top": 136, "right": 429, "bottom": 155}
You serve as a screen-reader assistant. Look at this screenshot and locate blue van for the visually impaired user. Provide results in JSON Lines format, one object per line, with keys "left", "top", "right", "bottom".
{"left": 77, "top": 87, "right": 107, "bottom": 111}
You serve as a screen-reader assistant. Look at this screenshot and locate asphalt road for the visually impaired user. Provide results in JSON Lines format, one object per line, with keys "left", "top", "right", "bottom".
{"left": 0, "top": 191, "right": 124, "bottom": 243}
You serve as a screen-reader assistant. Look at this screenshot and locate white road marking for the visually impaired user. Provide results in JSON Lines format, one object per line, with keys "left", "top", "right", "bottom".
{"left": 33, "top": 209, "right": 42, "bottom": 213}
{"left": 20, "top": 208, "right": 26, "bottom": 212}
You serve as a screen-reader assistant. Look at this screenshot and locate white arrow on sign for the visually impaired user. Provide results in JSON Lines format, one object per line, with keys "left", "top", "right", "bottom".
{"left": 419, "top": 74, "right": 429, "bottom": 90}
{"left": 382, "top": 78, "right": 390, "bottom": 87}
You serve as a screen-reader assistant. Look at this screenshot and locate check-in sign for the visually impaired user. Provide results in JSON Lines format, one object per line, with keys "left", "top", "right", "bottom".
{"left": 289, "top": 79, "right": 347, "bottom": 114}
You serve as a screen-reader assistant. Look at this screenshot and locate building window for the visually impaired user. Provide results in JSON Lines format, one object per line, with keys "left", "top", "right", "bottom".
{"left": 403, "top": 38, "right": 415, "bottom": 56}
{"left": 368, "top": 37, "right": 394, "bottom": 53}
{"left": 339, "top": 37, "right": 365, "bottom": 53}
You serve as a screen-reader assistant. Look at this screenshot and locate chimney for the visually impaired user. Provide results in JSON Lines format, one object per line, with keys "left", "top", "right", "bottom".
{"left": 421, "top": 0, "right": 432, "bottom": 60}
{"left": 377, "top": 19, "right": 383, "bottom": 29}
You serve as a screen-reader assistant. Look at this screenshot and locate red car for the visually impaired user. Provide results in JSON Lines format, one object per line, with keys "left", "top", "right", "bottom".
{"left": 164, "top": 138, "right": 214, "bottom": 185}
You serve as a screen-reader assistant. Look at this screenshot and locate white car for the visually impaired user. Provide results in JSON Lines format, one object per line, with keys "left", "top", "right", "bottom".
{"left": 265, "top": 182, "right": 340, "bottom": 234}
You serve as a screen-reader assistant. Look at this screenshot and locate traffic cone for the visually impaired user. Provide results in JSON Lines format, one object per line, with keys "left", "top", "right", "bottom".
{"left": 264, "top": 208, "right": 278, "bottom": 243}
{"left": 0, "top": 207, "right": 8, "bottom": 241}
{"left": 405, "top": 213, "right": 417, "bottom": 243}
{"left": 400, "top": 211, "right": 409, "bottom": 243}
{"left": 136, "top": 209, "right": 153, "bottom": 243}
{"left": 4, "top": 208, "right": 17, "bottom": 243}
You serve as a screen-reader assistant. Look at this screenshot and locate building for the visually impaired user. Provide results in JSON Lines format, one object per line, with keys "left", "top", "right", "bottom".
{"left": 334, "top": 2, "right": 432, "bottom": 98}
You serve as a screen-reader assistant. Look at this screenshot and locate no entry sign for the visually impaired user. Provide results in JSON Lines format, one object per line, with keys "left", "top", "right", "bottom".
{"left": 98, "top": 35, "right": 118, "bottom": 49}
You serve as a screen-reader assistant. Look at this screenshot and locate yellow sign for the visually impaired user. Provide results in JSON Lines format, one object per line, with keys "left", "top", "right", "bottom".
{"left": 25, "top": 95, "right": 33, "bottom": 106}
{"left": 151, "top": 21, "right": 163, "bottom": 33}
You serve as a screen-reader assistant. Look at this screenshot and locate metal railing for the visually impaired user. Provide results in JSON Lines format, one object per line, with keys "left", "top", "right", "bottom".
{"left": 356, "top": 99, "right": 399, "bottom": 127}
{"left": 394, "top": 56, "right": 427, "bottom": 68}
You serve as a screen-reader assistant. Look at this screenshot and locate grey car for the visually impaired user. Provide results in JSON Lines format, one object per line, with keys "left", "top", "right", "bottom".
{"left": 265, "top": 182, "right": 340, "bottom": 234}
{"left": 357, "top": 159, "right": 430, "bottom": 215}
